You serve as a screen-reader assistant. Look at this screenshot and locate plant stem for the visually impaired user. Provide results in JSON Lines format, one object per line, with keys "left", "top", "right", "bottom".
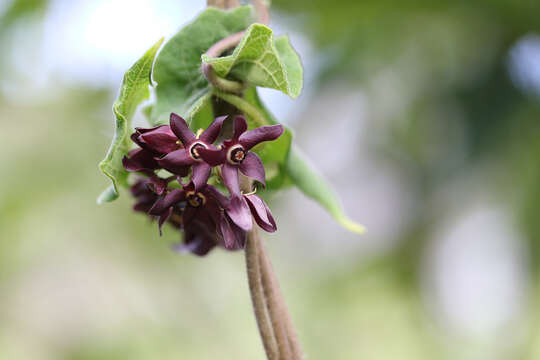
{"left": 206, "top": 0, "right": 240, "bottom": 9}
{"left": 257, "top": 237, "right": 293, "bottom": 360}
{"left": 212, "top": 90, "right": 268, "bottom": 127}
{"left": 241, "top": 175, "right": 303, "bottom": 360}
{"left": 245, "top": 224, "right": 279, "bottom": 360}
{"left": 258, "top": 246, "right": 304, "bottom": 359}
{"left": 202, "top": 32, "right": 246, "bottom": 94}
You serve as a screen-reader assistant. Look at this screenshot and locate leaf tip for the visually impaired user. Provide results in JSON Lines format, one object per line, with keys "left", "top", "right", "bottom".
{"left": 337, "top": 217, "right": 367, "bottom": 234}
{"left": 97, "top": 184, "right": 119, "bottom": 204}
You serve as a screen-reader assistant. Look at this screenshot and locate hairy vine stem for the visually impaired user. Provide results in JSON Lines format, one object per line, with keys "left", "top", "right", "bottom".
{"left": 240, "top": 175, "right": 303, "bottom": 360}
{"left": 245, "top": 224, "right": 279, "bottom": 360}
{"left": 258, "top": 246, "right": 304, "bottom": 359}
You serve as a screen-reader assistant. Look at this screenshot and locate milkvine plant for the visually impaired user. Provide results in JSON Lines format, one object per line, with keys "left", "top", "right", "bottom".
{"left": 98, "top": 2, "right": 364, "bottom": 360}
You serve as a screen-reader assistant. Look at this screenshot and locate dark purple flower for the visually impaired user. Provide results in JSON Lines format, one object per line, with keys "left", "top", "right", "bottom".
{"left": 244, "top": 194, "right": 277, "bottom": 233}
{"left": 130, "top": 177, "right": 183, "bottom": 231}
{"left": 122, "top": 148, "right": 161, "bottom": 173}
{"left": 132, "top": 125, "right": 179, "bottom": 154}
{"left": 207, "top": 186, "right": 277, "bottom": 247}
{"left": 123, "top": 125, "right": 189, "bottom": 176}
{"left": 156, "top": 113, "right": 227, "bottom": 189}
{"left": 148, "top": 181, "right": 248, "bottom": 251}
{"left": 174, "top": 219, "right": 218, "bottom": 256}
{"left": 124, "top": 112, "right": 281, "bottom": 257}
{"left": 130, "top": 178, "right": 159, "bottom": 213}
{"left": 198, "top": 116, "right": 283, "bottom": 195}
{"left": 221, "top": 191, "right": 277, "bottom": 234}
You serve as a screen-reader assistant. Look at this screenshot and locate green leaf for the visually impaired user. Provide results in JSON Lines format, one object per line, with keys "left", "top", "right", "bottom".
{"left": 202, "top": 24, "right": 303, "bottom": 98}
{"left": 187, "top": 91, "right": 215, "bottom": 131}
{"left": 97, "top": 38, "right": 164, "bottom": 204}
{"left": 150, "top": 6, "right": 254, "bottom": 125}
{"left": 241, "top": 86, "right": 292, "bottom": 164}
{"left": 273, "top": 35, "right": 303, "bottom": 98}
{"left": 96, "top": 184, "right": 119, "bottom": 204}
{"left": 286, "top": 146, "right": 366, "bottom": 234}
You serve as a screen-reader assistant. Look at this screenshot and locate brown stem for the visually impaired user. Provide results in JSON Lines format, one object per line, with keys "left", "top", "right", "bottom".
{"left": 259, "top": 247, "right": 304, "bottom": 359}
{"left": 253, "top": 0, "right": 270, "bottom": 25}
{"left": 241, "top": 176, "right": 302, "bottom": 360}
{"left": 245, "top": 225, "right": 279, "bottom": 360}
{"left": 206, "top": 0, "right": 240, "bottom": 9}
{"left": 257, "top": 237, "right": 293, "bottom": 360}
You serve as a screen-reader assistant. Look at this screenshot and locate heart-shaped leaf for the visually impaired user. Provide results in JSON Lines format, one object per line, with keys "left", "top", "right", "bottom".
{"left": 202, "top": 24, "right": 303, "bottom": 98}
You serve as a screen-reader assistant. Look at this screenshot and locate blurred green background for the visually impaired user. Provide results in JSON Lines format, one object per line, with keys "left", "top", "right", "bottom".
{"left": 2, "top": 0, "right": 540, "bottom": 359}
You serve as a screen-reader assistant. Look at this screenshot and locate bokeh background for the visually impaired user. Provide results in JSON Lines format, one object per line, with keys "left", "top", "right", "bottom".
{"left": 2, "top": 0, "right": 540, "bottom": 359}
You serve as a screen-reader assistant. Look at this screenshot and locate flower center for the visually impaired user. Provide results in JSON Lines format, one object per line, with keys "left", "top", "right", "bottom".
{"left": 227, "top": 144, "right": 246, "bottom": 165}
{"left": 186, "top": 191, "right": 206, "bottom": 208}
{"left": 189, "top": 142, "right": 207, "bottom": 161}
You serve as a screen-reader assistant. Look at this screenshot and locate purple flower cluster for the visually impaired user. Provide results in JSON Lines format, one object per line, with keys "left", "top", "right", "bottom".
{"left": 123, "top": 113, "right": 283, "bottom": 256}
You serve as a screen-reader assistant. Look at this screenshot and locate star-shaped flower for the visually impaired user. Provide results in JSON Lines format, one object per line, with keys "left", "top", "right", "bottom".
{"left": 130, "top": 176, "right": 183, "bottom": 233}
{"left": 198, "top": 115, "right": 283, "bottom": 195}
{"left": 156, "top": 113, "right": 227, "bottom": 189}
{"left": 123, "top": 125, "right": 188, "bottom": 175}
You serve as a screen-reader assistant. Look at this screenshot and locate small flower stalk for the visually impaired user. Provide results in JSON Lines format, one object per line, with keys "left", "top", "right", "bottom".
{"left": 123, "top": 113, "right": 282, "bottom": 256}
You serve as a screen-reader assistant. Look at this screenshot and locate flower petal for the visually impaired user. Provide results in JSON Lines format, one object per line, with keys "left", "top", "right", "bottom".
{"left": 176, "top": 219, "right": 216, "bottom": 256}
{"left": 198, "top": 147, "right": 227, "bottom": 166}
{"left": 158, "top": 207, "right": 173, "bottom": 236}
{"left": 130, "top": 131, "right": 145, "bottom": 148}
{"left": 156, "top": 149, "right": 192, "bottom": 176}
{"left": 245, "top": 194, "right": 277, "bottom": 233}
{"left": 221, "top": 163, "right": 241, "bottom": 196}
{"left": 174, "top": 235, "right": 215, "bottom": 256}
{"left": 138, "top": 125, "right": 179, "bottom": 154}
{"left": 148, "top": 189, "right": 185, "bottom": 216}
{"left": 131, "top": 178, "right": 150, "bottom": 197}
{"left": 182, "top": 206, "right": 197, "bottom": 226}
{"left": 204, "top": 184, "right": 230, "bottom": 208}
{"left": 170, "top": 112, "right": 195, "bottom": 145}
{"left": 122, "top": 148, "right": 159, "bottom": 172}
{"left": 146, "top": 175, "right": 168, "bottom": 195}
{"left": 233, "top": 115, "right": 248, "bottom": 140}
{"left": 191, "top": 162, "right": 211, "bottom": 190}
{"left": 226, "top": 195, "right": 252, "bottom": 231}
{"left": 219, "top": 212, "right": 236, "bottom": 249}
{"left": 200, "top": 115, "right": 228, "bottom": 144}
{"left": 238, "top": 152, "right": 266, "bottom": 187}
{"left": 238, "top": 124, "right": 284, "bottom": 150}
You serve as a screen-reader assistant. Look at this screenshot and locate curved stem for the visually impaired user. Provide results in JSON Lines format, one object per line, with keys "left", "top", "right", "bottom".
{"left": 202, "top": 31, "right": 247, "bottom": 93}
{"left": 202, "top": 64, "right": 246, "bottom": 94}
{"left": 212, "top": 90, "right": 268, "bottom": 127}
{"left": 246, "top": 224, "right": 279, "bottom": 360}
{"left": 206, "top": 31, "right": 245, "bottom": 58}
